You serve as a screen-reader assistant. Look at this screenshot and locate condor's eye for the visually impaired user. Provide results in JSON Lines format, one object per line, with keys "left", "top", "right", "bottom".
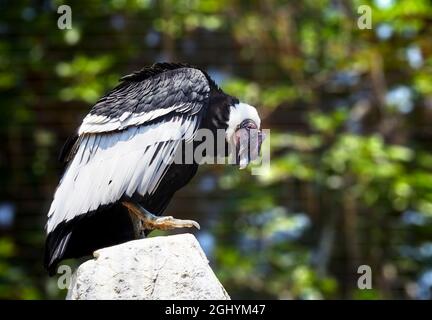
{"left": 238, "top": 119, "right": 257, "bottom": 130}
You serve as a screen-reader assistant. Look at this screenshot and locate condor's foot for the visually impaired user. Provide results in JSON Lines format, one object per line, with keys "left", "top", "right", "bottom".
{"left": 121, "top": 201, "right": 200, "bottom": 232}
{"left": 147, "top": 215, "right": 201, "bottom": 231}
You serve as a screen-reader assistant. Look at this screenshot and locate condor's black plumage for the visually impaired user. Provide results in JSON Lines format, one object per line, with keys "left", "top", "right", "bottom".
{"left": 45, "top": 62, "right": 261, "bottom": 275}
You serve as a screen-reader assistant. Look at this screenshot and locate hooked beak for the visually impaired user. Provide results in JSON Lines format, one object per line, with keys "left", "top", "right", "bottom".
{"left": 234, "top": 120, "right": 265, "bottom": 169}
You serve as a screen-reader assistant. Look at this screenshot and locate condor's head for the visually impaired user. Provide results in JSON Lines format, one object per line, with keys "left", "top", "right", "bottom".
{"left": 226, "top": 102, "right": 265, "bottom": 169}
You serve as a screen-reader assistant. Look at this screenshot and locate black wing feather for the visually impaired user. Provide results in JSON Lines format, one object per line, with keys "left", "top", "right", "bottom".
{"left": 84, "top": 65, "right": 210, "bottom": 124}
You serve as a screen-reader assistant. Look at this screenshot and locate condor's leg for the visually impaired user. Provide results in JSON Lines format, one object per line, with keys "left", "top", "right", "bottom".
{"left": 127, "top": 207, "right": 146, "bottom": 239}
{"left": 121, "top": 201, "right": 200, "bottom": 232}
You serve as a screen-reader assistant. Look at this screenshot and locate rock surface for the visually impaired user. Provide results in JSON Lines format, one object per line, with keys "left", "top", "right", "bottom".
{"left": 66, "top": 233, "right": 230, "bottom": 300}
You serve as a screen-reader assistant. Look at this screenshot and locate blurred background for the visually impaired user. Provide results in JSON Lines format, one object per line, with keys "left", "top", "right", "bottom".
{"left": 1, "top": 0, "right": 432, "bottom": 299}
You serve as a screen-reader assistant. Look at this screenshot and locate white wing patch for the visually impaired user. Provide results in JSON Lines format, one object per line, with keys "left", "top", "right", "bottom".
{"left": 78, "top": 105, "right": 181, "bottom": 134}
{"left": 47, "top": 115, "right": 199, "bottom": 233}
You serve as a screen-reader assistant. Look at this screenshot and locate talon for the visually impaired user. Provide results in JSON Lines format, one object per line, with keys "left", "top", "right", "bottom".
{"left": 189, "top": 220, "right": 201, "bottom": 230}
{"left": 122, "top": 201, "right": 200, "bottom": 232}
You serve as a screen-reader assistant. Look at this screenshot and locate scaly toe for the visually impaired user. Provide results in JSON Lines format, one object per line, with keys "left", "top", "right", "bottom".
{"left": 151, "top": 216, "right": 200, "bottom": 230}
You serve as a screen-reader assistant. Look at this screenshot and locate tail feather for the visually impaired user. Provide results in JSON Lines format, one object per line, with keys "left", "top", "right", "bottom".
{"left": 44, "top": 203, "right": 135, "bottom": 276}
{"left": 44, "top": 228, "right": 72, "bottom": 276}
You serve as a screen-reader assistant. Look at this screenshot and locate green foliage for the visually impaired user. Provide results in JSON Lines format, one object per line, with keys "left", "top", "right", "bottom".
{"left": 0, "top": 238, "right": 41, "bottom": 299}
{"left": 56, "top": 55, "right": 117, "bottom": 103}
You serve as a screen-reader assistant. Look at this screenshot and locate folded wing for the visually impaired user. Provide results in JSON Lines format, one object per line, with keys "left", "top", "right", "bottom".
{"left": 46, "top": 66, "right": 210, "bottom": 233}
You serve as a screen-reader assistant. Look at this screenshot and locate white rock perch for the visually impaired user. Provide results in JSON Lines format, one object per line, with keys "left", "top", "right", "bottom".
{"left": 66, "top": 233, "right": 230, "bottom": 300}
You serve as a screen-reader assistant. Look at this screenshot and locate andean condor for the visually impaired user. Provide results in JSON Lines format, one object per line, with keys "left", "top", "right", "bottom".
{"left": 45, "top": 63, "right": 263, "bottom": 275}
